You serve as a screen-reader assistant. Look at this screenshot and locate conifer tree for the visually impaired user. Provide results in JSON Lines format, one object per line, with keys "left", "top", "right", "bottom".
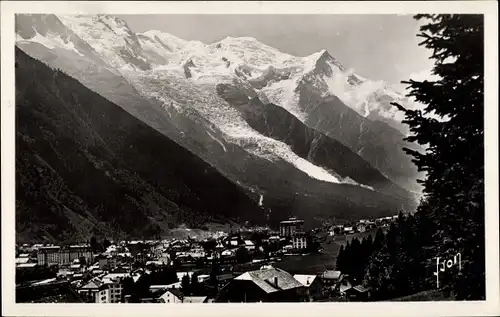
{"left": 181, "top": 274, "right": 191, "bottom": 294}
{"left": 372, "top": 228, "right": 385, "bottom": 252}
{"left": 392, "top": 14, "right": 484, "bottom": 300}
{"left": 343, "top": 241, "right": 351, "bottom": 275}
{"left": 359, "top": 235, "right": 374, "bottom": 280}
{"left": 349, "top": 238, "right": 362, "bottom": 282}
{"left": 190, "top": 273, "right": 201, "bottom": 295}
{"left": 336, "top": 245, "right": 345, "bottom": 272}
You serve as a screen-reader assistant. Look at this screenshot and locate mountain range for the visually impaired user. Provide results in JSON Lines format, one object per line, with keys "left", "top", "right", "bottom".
{"left": 15, "top": 14, "right": 423, "bottom": 242}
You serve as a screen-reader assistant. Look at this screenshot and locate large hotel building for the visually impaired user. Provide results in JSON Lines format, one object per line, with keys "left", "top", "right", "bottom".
{"left": 37, "top": 245, "right": 93, "bottom": 266}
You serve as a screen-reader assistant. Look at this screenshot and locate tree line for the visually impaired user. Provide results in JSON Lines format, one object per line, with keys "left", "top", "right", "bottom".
{"left": 335, "top": 14, "right": 484, "bottom": 301}
{"left": 335, "top": 227, "right": 387, "bottom": 285}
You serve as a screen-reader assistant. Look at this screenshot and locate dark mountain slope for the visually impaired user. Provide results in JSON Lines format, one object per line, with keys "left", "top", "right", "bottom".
{"left": 295, "top": 81, "right": 423, "bottom": 192}
{"left": 216, "top": 83, "right": 413, "bottom": 202}
{"left": 15, "top": 48, "right": 266, "bottom": 243}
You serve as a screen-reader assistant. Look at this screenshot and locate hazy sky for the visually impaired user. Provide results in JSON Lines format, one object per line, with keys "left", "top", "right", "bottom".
{"left": 118, "top": 14, "right": 434, "bottom": 86}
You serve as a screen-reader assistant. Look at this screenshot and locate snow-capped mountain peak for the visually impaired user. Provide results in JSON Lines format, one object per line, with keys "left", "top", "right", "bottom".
{"left": 306, "top": 48, "right": 346, "bottom": 73}
{"left": 44, "top": 14, "right": 411, "bottom": 132}
{"left": 58, "top": 15, "right": 151, "bottom": 71}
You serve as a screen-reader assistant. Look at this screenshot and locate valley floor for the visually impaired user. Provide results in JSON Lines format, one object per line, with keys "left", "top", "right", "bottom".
{"left": 276, "top": 228, "right": 384, "bottom": 274}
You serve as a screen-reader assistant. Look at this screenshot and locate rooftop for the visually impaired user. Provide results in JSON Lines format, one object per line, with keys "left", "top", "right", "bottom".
{"left": 352, "top": 285, "right": 369, "bottom": 293}
{"left": 150, "top": 283, "right": 180, "bottom": 290}
{"left": 235, "top": 266, "right": 303, "bottom": 294}
{"left": 166, "top": 288, "right": 184, "bottom": 299}
{"left": 80, "top": 279, "right": 104, "bottom": 290}
{"left": 31, "top": 278, "right": 57, "bottom": 286}
{"left": 17, "top": 263, "right": 37, "bottom": 268}
{"left": 279, "top": 219, "right": 304, "bottom": 224}
{"left": 321, "top": 270, "right": 341, "bottom": 280}
{"left": 293, "top": 274, "right": 317, "bottom": 287}
{"left": 183, "top": 296, "right": 207, "bottom": 303}
{"left": 16, "top": 258, "right": 30, "bottom": 264}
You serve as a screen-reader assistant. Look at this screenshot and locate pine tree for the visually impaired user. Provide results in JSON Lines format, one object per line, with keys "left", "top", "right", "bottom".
{"left": 190, "top": 273, "right": 201, "bottom": 295}
{"left": 181, "top": 274, "right": 191, "bottom": 294}
{"left": 336, "top": 245, "right": 345, "bottom": 272}
{"left": 103, "top": 238, "right": 111, "bottom": 249}
{"left": 343, "top": 241, "right": 351, "bottom": 275}
{"left": 360, "top": 235, "right": 374, "bottom": 280}
{"left": 239, "top": 246, "right": 254, "bottom": 263}
{"left": 392, "top": 14, "right": 484, "bottom": 300}
{"left": 349, "top": 238, "right": 362, "bottom": 282}
{"left": 121, "top": 276, "right": 135, "bottom": 302}
{"left": 372, "top": 228, "right": 385, "bottom": 252}
{"left": 90, "top": 236, "right": 99, "bottom": 253}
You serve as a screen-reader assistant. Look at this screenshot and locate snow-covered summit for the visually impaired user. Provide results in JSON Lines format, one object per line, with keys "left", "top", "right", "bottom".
{"left": 58, "top": 15, "right": 151, "bottom": 71}
{"left": 17, "top": 14, "right": 407, "bottom": 129}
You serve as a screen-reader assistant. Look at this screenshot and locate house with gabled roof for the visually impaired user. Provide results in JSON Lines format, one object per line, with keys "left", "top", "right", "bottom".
{"left": 158, "top": 288, "right": 184, "bottom": 303}
{"left": 345, "top": 284, "right": 370, "bottom": 301}
{"left": 215, "top": 266, "right": 306, "bottom": 302}
{"left": 78, "top": 278, "right": 106, "bottom": 303}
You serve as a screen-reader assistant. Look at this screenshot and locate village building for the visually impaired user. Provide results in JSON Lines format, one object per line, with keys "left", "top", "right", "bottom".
{"left": 183, "top": 296, "right": 208, "bottom": 303}
{"left": 197, "top": 274, "right": 210, "bottom": 283}
{"left": 320, "top": 270, "right": 341, "bottom": 287}
{"left": 336, "top": 274, "right": 355, "bottom": 295}
{"left": 187, "top": 248, "right": 205, "bottom": 259}
{"left": 37, "top": 245, "right": 93, "bottom": 267}
{"left": 16, "top": 279, "right": 84, "bottom": 303}
{"left": 158, "top": 288, "right": 184, "bottom": 303}
{"left": 215, "top": 266, "right": 306, "bottom": 302}
{"left": 344, "top": 285, "right": 370, "bottom": 301}
{"left": 243, "top": 240, "right": 256, "bottom": 251}
{"left": 78, "top": 279, "right": 106, "bottom": 303}
{"left": 176, "top": 271, "right": 194, "bottom": 282}
{"left": 97, "top": 254, "right": 118, "bottom": 270}
{"left": 279, "top": 218, "right": 305, "bottom": 237}
{"left": 282, "top": 244, "right": 294, "bottom": 253}
{"left": 36, "top": 246, "right": 61, "bottom": 266}
{"left": 221, "top": 249, "right": 236, "bottom": 259}
{"left": 216, "top": 272, "right": 235, "bottom": 288}
{"left": 78, "top": 274, "right": 126, "bottom": 303}
{"left": 67, "top": 245, "right": 93, "bottom": 264}
{"left": 293, "top": 274, "right": 324, "bottom": 301}
{"left": 17, "top": 262, "right": 38, "bottom": 271}
{"left": 343, "top": 226, "right": 355, "bottom": 234}
{"left": 291, "top": 232, "right": 308, "bottom": 250}
{"left": 157, "top": 287, "right": 208, "bottom": 304}
{"left": 357, "top": 223, "right": 367, "bottom": 233}
{"left": 16, "top": 256, "right": 31, "bottom": 266}
{"left": 155, "top": 252, "right": 171, "bottom": 265}
{"left": 149, "top": 282, "right": 182, "bottom": 297}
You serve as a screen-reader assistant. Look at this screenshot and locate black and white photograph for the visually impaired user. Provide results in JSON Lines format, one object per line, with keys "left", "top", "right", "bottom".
{"left": 1, "top": 1, "right": 499, "bottom": 316}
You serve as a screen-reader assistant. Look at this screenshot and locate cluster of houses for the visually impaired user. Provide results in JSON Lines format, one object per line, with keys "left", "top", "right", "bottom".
{"left": 16, "top": 215, "right": 396, "bottom": 303}
{"left": 214, "top": 266, "right": 369, "bottom": 302}
{"left": 327, "top": 215, "right": 399, "bottom": 236}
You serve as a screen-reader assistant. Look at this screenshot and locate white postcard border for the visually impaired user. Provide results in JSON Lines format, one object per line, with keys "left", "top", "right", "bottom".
{"left": 1, "top": 1, "right": 498, "bottom": 316}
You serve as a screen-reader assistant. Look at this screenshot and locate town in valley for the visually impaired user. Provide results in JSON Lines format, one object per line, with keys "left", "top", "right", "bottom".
{"left": 16, "top": 216, "right": 398, "bottom": 303}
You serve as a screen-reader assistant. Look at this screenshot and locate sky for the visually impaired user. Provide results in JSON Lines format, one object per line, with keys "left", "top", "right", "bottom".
{"left": 118, "top": 14, "right": 435, "bottom": 87}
